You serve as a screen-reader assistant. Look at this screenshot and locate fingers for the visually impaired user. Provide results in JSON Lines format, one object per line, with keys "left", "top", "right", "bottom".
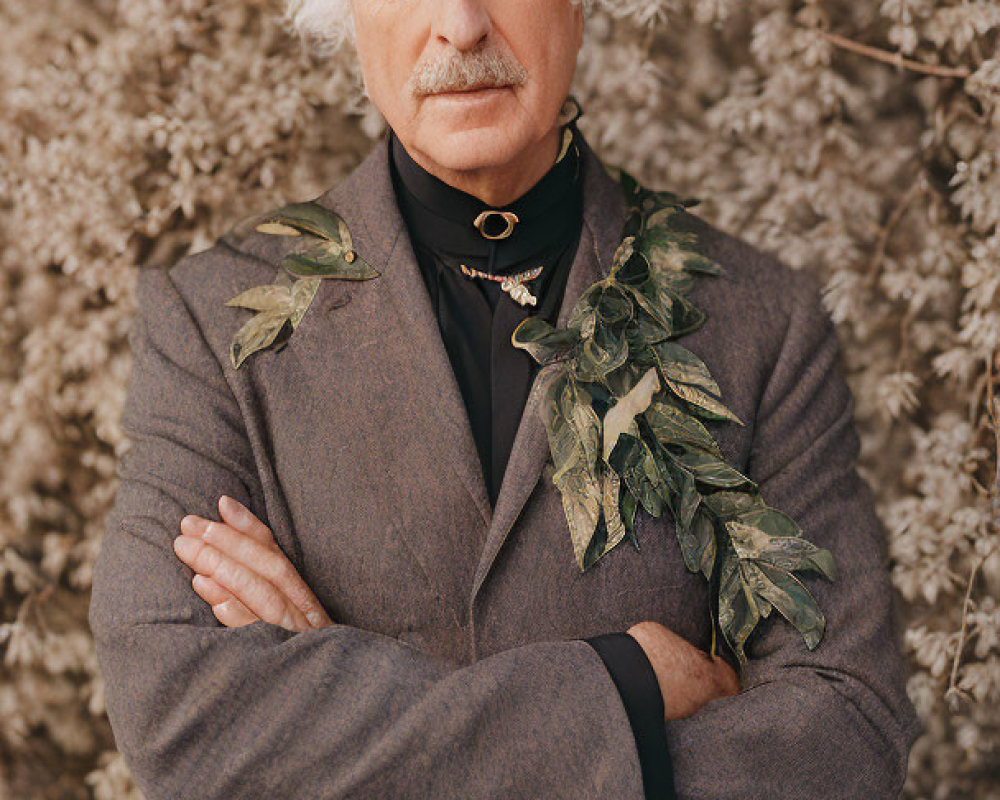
{"left": 173, "top": 532, "right": 312, "bottom": 631}
{"left": 192, "top": 575, "right": 259, "bottom": 627}
{"left": 191, "top": 573, "right": 237, "bottom": 606}
{"left": 218, "top": 495, "right": 277, "bottom": 549}
{"left": 184, "top": 515, "right": 329, "bottom": 628}
{"left": 712, "top": 657, "right": 741, "bottom": 695}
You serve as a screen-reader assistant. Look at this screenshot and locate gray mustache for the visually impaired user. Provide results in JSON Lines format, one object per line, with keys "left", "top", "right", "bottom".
{"left": 408, "top": 47, "right": 528, "bottom": 96}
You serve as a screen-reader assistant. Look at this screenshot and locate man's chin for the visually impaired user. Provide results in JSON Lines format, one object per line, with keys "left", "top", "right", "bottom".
{"left": 413, "top": 127, "right": 526, "bottom": 174}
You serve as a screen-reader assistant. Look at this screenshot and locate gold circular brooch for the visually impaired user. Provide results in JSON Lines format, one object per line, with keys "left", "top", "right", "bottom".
{"left": 473, "top": 210, "right": 519, "bottom": 240}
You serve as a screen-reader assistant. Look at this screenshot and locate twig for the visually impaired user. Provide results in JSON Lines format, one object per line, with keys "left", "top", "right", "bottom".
{"left": 866, "top": 177, "right": 924, "bottom": 286}
{"left": 987, "top": 346, "right": 999, "bottom": 433}
{"left": 815, "top": 29, "right": 972, "bottom": 79}
{"left": 947, "top": 540, "right": 999, "bottom": 706}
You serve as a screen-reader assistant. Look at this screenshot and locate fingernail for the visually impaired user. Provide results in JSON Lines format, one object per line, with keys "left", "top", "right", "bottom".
{"left": 173, "top": 535, "right": 198, "bottom": 558}
{"left": 180, "top": 515, "right": 208, "bottom": 536}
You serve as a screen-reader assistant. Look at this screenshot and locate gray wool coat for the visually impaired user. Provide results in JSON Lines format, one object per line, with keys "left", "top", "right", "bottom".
{"left": 89, "top": 128, "right": 924, "bottom": 800}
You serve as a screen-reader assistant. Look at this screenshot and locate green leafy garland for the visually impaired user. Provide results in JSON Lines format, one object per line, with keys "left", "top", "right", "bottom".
{"left": 511, "top": 171, "right": 836, "bottom": 667}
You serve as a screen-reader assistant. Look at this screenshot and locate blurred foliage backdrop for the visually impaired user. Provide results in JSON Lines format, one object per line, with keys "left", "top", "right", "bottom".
{"left": 0, "top": 0, "right": 998, "bottom": 797}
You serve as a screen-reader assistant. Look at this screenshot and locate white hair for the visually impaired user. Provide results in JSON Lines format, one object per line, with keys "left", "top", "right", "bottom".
{"left": 285, "top": 0, "right": 593, "bottom": 56}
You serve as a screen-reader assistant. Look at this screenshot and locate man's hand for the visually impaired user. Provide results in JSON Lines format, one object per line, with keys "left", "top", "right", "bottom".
{"left": 627, "top": 620, "right": 740, "bottom": 722}
{"left": 172, "top": 494, "right": 334, "bottom": 632}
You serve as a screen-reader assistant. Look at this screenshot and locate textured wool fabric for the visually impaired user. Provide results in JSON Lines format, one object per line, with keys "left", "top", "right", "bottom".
{"left": 89, "top": 127, "right": 923, "bottom": 799}
{"left": 389, "top": 124, "right": 674, "bottom": 798}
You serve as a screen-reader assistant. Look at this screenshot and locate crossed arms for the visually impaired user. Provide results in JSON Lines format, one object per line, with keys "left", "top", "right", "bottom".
{"left": 89, "top": 262, "right": 923, "bottom": 799}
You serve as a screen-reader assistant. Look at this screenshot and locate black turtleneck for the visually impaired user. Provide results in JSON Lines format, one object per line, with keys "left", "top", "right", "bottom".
{"left": 389, "top": 122, "right": 676, "bottom": 800}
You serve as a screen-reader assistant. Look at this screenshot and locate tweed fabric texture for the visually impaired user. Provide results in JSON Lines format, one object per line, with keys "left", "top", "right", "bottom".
{"left": 89, "top": 129, "right": 923, "bottom": 799}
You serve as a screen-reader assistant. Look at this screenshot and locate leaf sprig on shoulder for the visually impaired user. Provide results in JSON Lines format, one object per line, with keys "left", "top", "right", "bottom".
{"left": 511, "top": 169, "right": 837, "bottom": 669}
{"left": 225, "top": 203, "right": 380, "bottom": 369}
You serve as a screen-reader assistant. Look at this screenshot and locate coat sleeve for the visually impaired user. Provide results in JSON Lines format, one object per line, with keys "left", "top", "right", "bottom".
{"left": 662, "top": 268, "right": 924, "bottom": 799}
{"left": 88, "top": 265, "right": 647, "bottom": 800}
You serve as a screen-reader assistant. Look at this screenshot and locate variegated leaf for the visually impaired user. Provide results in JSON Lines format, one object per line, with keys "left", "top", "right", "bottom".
{"left": 600, "top": 469, "right": 628, "bottom": 555}
{"left": 725, "top": 517, "right": 836, "bottom": 579}
{"left": 653, "top": 341, "right": 721, "bottom": 395}
{"left": 541, "top": 374, "right": 603, "bottom": 570}
{"left": 662, "top": 375, "right": 744, "bottom": 425}
{"left": 258, "top": 202, "right": 351, "bottom": 242}
{"left": 224, "top": 284, "right": 293, "bottom": 313}
{"left": 643, "top": 399, "right": 723, "bottom": 457}
{"left": 603, "top": 366, "right": 660, "bottom": 461}
{"left": 511, "top": 316, "right": 581, "bottom": 364}
{"left": 230, "top": 309, "right": 293, "bottom": 370}
{"left": 283, "top": 244, "right": 379, "bottom": 280}
{"left": 744, "top": 561, "right": 827, "bottom": 649}
{"left": 717, "top": 541, "right": 763, "bottom": 666}
{"left": 288, "top": 277, "right": 323, "bottom": 329}
{"left": 675, "top": 449, "right": 755, "bottom": 489}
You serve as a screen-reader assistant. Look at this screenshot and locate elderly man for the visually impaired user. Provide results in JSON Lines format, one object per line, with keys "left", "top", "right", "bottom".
{"left": 88, "top": 0, "right": 923, "bottom": 798}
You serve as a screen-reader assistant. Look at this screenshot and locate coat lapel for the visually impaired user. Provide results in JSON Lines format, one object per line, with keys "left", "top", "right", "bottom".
{"left": 470, "top": 134, "right": 629, "bottom": 603}
{"left": 297, "top": 130, "right": 628, "bottom": 605}
{"left": 308, "top": 136, "right": 493, "bottom": 527}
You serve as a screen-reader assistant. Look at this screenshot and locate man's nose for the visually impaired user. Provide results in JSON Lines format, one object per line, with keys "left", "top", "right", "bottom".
{"left": 432, "top": 0, "right": 492, "bottom": 51}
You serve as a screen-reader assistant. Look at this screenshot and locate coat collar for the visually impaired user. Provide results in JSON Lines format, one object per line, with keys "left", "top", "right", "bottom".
{"left": 309, "top": 128, "right": 628, "bottom": 600}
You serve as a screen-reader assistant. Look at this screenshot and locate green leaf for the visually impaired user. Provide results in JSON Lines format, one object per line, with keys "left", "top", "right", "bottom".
{"left": 600, "top": 469, "right": 628, "bottom": 555}
{"left": 674, "top": 449, "right": 755, "bottom": 489}
{"left": 725, "top": 518, "right": 836, "bottom": 580}
{"left": 717, "top": 542, "right": 763, "bottom": 666}
{"left": 613, "top": 248, "right": 652, "bottom": 287}
{"left": 701, "top": 489, "right": 762, "bottom": 520}
{"left": 669, "top": 291, "right": 709, "bottom": 336}
{"left": 744, "top": 561, "right": 827, "bottom": 649}
{"left": 693, "top": 508, "right": 717, "bottom": 578}
{"left": 258, "top": 202, "right": 353, "bottom": 243}
{"left": 566, "top": 283, "right": 604, "bottom": 331}
{"left": 653, "top": 341, "right": 721, "bottom": 395}
{"left": 283, "top": 243, "right": 379, "bottom": 280}
{"left": 676, "top": 464, "right": 701, "bottom": 533}
{"left": 608, "top": 430, "right": 665, "bottom": 518}
{"left": 582, "top": 511, "right": 610, "bottom": 571}
{"left": 620, "top": 486, "right": 639, "bottom": 538}
{"left": 675, "top": 502, "right": 717, "bottom": 578}
{"left": 525, "top": 162, "right": 832, "bottom": 666}
{"left": 229, "top": 309, "right": 293, "bottom": 370}
{"left": 642, "top": 399, "right": 723, "bottom": 458}
{"left": 512, "top": 316, "right": 581, "bottom": 364}
{"left": 620, "top": 280, "right": 674, "bottom": 335}
{"left": 224, "top": 284, "right": 293, "bottom": 313}
{"left": 574, "top": 320, "right": 629, "bottom": 382}
{"left": 661, "top": 375, "right": 744, "bottom": 426}
{"left": 683, "top": 252, "right": 723, "bottom": 276}
{"left": 287, "top": 278, "right": 323, "bottom": 329}
{"left": 542, "top": 374, "right": 604, "bottom": 570}
{"left": 595, "top": 284, "right": 634, "bottom": 328}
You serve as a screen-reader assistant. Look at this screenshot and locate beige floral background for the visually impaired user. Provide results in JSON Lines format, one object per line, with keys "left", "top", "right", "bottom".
{"left": 1, "top": 0, "right": 998, "bottom": 797}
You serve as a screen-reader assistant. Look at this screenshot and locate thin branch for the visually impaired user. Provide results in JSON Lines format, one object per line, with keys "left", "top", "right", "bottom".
{"left": 987, "top": 345, "right": 999, "bottom": 433}
{"left": 866, "top": 177, "right": 925, "bottom": 286}
{"left": 947, "top": 540, "right": 999, "bottom": 708}
{"left": 815, "top": 29, "right": 972, "bottom": 79}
